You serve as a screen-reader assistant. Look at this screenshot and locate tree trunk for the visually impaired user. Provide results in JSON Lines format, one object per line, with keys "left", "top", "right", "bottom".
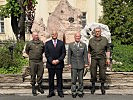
{"left": 11, "top": 14, "right": 19, "bottom": 41}
{"left": 19, "top": 13, "right": 26, "bottom": 41}
{"left": 18, "top": 0, "right": 26, "bottom": 41}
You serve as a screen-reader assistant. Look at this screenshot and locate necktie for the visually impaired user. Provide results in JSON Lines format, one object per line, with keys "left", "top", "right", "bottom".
{"left": 54, "top": 40, "right": 56, "bottom": 48}
{"left": 76, "top": 42, "right": 79, "bottom": 47}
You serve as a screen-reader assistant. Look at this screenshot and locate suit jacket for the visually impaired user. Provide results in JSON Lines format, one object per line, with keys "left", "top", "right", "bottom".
{"left": 68, "top": 42, "right": 88, "bottom": 69}
{"left": 45, "top": 39, "right": 66, "bottom": 68}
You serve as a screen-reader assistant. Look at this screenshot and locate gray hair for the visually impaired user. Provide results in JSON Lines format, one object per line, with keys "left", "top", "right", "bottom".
{"left": 93, "top": 27, "right": 101, "bottom": 32}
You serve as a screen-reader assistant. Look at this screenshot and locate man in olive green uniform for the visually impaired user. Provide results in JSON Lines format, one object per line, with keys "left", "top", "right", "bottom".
{"left": 68, "top": 32, "right": 88, "bottom": 98}
{"left": 25, "top": 32, "right": 45, "bottom": 96}
{"left": 88, "top": 27, "right": 110, "bottom": 95}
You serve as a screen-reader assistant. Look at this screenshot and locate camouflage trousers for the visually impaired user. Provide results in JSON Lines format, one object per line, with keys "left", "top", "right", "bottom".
{"left": 22, "top": 60, "right": 44, "bottom": 85}
{"left": 90, "top": 58, "right": 106, "bottom": 83}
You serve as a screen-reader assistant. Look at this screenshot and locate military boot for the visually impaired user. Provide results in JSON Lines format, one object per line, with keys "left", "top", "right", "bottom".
{"left": 38, "top": 84, "right": 44, "bottom": 94}
{"left": 22, "top": 74, "right": 25, "bottom": 82}
{"left": 32, "top": 85, "right": 37, "bottom": 96}
{"left": 101, "top": 83, "right": 105, "bottom": 95}
{"left": 91, "top": 83, "right": 95, "bottom": 94}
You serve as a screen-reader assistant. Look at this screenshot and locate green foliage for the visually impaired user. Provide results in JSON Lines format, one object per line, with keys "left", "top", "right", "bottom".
{"left": 0, "top": 41, "right": 28, "bottom": 74}
{"left": 24, "top": 0, "right": 38, "bottom": 6}
{"left": 0, "top": 0, "right": 38, "bottom": 41}
{"left": 100, "top": 0, "right": 133, "bottom": 45}
{"left": 112, "top": 41, "right": 133, "bottom": 72}
{"left": 0, "top": 0, "right": 38, "bottom": 17}
{"left": 0, "top": 0, "right": 21, "bottom": 17}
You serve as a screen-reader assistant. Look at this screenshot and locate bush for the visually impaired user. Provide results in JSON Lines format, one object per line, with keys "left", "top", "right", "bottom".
{"left": 112, "top": 41, "right": 133, "bottom": 72}
{"left": 99, "top": 0, "right": 133, "bottom": 45}
{"left": 0, "top": 41, "right": 28, "bottom": 74}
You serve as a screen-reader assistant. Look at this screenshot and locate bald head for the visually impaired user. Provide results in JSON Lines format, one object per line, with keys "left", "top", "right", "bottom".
{"left": 51, "top": 30, "right": 58, "bottom": 40}
{"left": 74, "top": 32, "right": 81, "bottom": 42}
{"left": 32, "top": 31, "right": 39, "bottom": 41}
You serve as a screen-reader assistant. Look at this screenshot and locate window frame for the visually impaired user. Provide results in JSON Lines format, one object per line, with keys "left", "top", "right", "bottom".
{"left": 0, "top": 16, "right": 5, "bottom": 34}
{"left": 81, "top": 12, "right": 86, "bottom": 28}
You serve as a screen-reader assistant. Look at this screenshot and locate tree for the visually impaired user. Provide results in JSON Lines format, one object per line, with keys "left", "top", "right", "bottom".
{"left": 99, "top": 0, "right": 133, "bottom": 45}
{"left": 0, "top": 0, "right": 37, "bottom": 41}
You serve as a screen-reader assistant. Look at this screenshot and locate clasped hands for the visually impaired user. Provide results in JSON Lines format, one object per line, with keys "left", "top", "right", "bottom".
{"left": 52, "top": 60, "right": 59, "bottom": 65}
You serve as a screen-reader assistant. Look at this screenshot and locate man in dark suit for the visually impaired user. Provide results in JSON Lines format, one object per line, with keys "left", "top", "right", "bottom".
{"left": 45, "top": 31, "right": 66, "bottom": 98}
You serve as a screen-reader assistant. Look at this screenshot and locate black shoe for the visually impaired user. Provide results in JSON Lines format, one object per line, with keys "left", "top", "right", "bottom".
{"left": 47, "top": 93, "right": 55, "bottom": 98}
{"left": 101, "top": 86, "right": 105, "bottom": 95}
{"left": 33, "top": 92, "right": 37, "bottom": 96}
{"left": 78, "top": 94, "right": 83, "bottom": 98}
{"left": 32, "top": 86, "right": 37, "bottom": 96}
{"left": 38, "top": 85, "right": 44, "bottom": 94}
{"left": 91, "top": 83, "right": 95, "bottom": 94}
{"left": 22, "top": 75, "right": 25, "bottom": 82}
{"left": 91, "top": 87, "right": 95, "bottom": 94}
{"left": 72, "top": 94, "right": 77, "bottom": 98}
{"left": 58, "top": 92, "right": 64, "bottom": 98}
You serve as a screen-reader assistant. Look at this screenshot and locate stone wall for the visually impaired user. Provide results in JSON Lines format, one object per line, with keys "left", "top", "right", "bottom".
{"left": 1, "top": 72, "right": 133, "bottom": 83}
{"left": 106, "top": 72, "right": 133, "bottom": 89}
{"left": 47, "top": 0, "right": 82, "bottom": 43}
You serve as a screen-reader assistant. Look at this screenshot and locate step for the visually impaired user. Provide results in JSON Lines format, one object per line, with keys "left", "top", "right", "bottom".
{"left": 0, "top": 72, "right": 133, "bottom": 89}
{"left": 1, "top": 88, "right": 133, "bottom": 95}
{"left": 0, "top": 81, "right": 133, "bottom": 89}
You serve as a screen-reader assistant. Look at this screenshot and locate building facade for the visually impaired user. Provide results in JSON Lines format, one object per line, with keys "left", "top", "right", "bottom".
{"left": 0, "top": 0, "right": 103, "bottom": 41}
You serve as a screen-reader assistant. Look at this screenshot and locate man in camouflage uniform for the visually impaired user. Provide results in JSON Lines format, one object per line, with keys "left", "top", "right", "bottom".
{"left": 88, "top": 27, "right": 110, "bottom": 95}
{"left": 25, "top": 32, "right": 45, "bottom": 96}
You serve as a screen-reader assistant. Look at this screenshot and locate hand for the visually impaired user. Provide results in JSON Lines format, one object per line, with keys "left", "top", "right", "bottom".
{"left": 52, "top": 60, "right": 56, "bottom": 65}
{"left": 52, "top": 60, "right": 60, "bottom": 65}
{"left": 68, "top": 64, "right": 71, "bottom": 69}
{"left": 106, "top": 59, "right": 110, "bottom": 66}
{"left": 55, "top": 60, "right": 59, "bottom": 64}
{"left": 88, "top": 61, "right": 91, "bottom": 67}
{"left": 84, "top": 64, "right": 88, "bottom": 68}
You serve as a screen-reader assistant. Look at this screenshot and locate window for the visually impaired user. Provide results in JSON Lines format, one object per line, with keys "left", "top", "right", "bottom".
{"left": 0, "top": 16, "right": 4, "bottom": 33}
{"left": 81, "top": 12, "right": 86, "bottom": 28}
{"left": 49, "top": 12, "right": 51, "bottom": 15}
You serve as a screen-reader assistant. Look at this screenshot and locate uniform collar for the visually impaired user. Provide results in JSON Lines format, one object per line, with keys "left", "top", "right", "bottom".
{"left": 94, "top": 36, "right": 102, "bottom": 41}
{"left": 74, "top": 41, "right": 80, "bottom": 45}
{"left": 52, "top": 39, "right": 57, "bottom": 44}
{"left": 32, "top": 40, "right": 40, "bottom": 44}
{"left": 74, "top": 41, "right": 82, "bottom": 47}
